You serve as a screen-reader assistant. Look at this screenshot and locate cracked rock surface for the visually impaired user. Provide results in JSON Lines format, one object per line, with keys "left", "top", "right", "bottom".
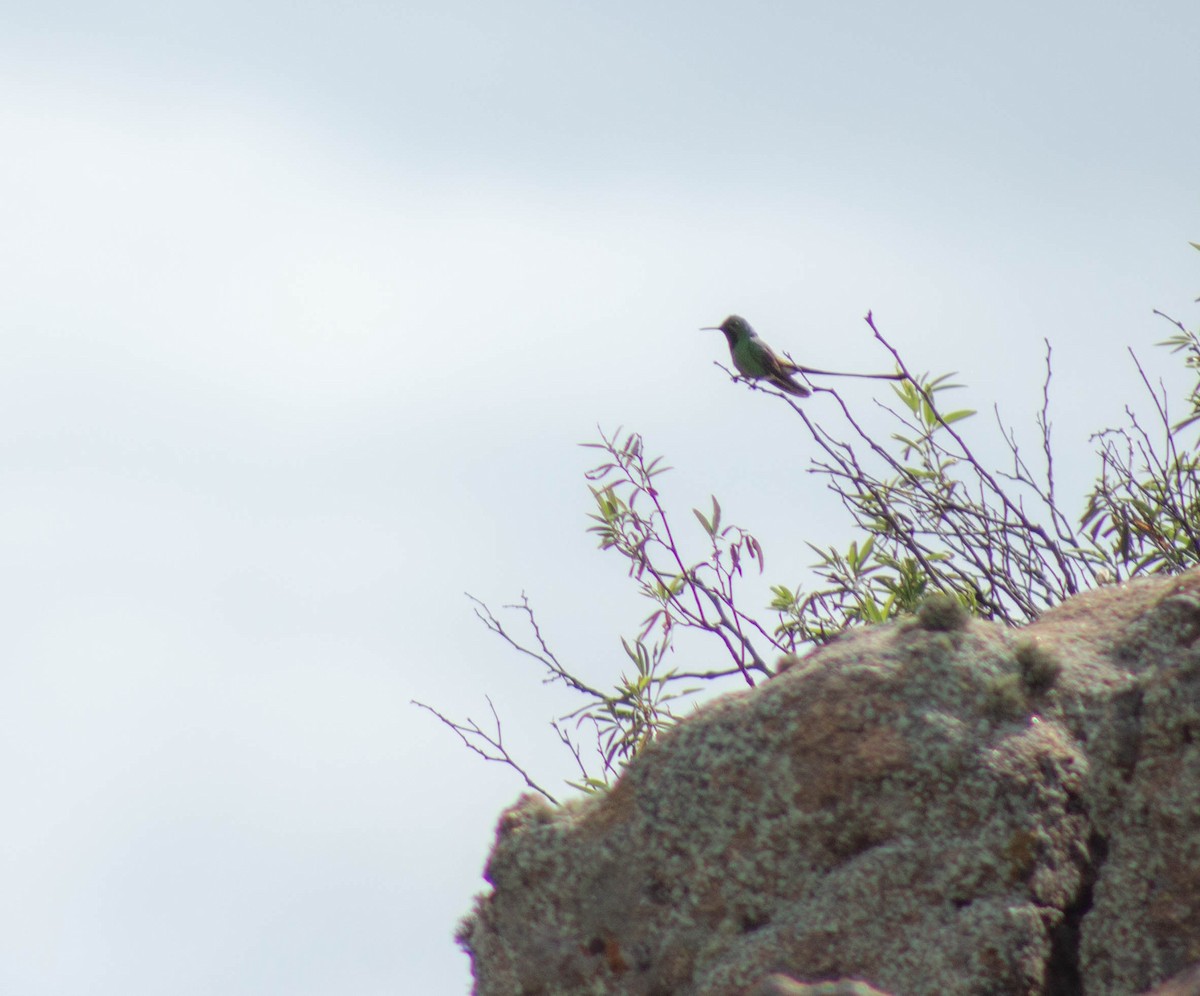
{"left": 460, "top": 570, "right": 1200, "bottom": 995}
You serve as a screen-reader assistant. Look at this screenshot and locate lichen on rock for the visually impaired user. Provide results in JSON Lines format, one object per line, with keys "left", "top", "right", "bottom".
{"left": 461, "top": 569, "right": 1200, "bottom": 996}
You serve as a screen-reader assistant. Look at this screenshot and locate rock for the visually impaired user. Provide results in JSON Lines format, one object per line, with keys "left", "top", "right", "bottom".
{"left": 460, "top": 569, "right": 1200, "bottom": 995}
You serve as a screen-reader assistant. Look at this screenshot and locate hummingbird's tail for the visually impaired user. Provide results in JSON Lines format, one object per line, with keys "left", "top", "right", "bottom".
{"left": 769, "top": 373, "right": 812, "bottom": 398}
{"left": 781, "top": 359, "right": 904, "bottom": 381}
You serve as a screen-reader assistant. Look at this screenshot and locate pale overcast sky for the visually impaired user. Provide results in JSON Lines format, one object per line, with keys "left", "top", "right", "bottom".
{"left": 2, "top": 2, "right": 1198, "bottom": 993}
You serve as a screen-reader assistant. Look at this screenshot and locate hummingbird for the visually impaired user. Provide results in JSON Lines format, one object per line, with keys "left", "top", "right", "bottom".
{"left": 702, "top": 315, "right": 904, "bottom": 396}
{"left": 701, "top": 315, "right": 811, "bottom": 397}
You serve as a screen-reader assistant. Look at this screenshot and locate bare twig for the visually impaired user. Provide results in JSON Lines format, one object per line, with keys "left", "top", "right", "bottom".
{"left": 411, "top": 697, "right": 559, "bottom": 805}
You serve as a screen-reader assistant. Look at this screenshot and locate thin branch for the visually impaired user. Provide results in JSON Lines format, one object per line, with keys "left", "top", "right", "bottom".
{"left": 412, "top": 697, "right": 559, "bottom": 805}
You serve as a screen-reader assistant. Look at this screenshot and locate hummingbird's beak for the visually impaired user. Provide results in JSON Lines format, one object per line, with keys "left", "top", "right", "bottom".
{"left": 700, "top": 326, "right": 720, "bottom": 332}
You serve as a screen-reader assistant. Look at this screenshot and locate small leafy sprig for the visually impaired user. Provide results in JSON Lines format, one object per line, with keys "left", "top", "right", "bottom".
{"left": 583, "top": 427, "right": 783, "bottom": 684}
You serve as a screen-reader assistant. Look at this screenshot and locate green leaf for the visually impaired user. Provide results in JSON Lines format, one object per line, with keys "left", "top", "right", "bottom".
{"left": 858, "top": 534, "right": 876, "bottom": 565}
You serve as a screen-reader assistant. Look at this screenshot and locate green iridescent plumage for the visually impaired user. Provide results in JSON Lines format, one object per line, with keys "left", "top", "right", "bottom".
{"left": 703, "top": 314, "right": 905, "bottom": 396}
{"left": 701, "top": 315, "right": 811, "bottom": 397}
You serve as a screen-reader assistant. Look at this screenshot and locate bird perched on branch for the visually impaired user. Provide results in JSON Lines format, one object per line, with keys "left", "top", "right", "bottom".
{"left": 701, "top": 315, "right": 811, "bottom": 396}
{"left": 702, "top": 315, "right": 903, "bottom": 397}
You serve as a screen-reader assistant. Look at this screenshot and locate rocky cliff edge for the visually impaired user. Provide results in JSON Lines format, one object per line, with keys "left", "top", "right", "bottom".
{"left": 460, "top": 569, "right": 1200, "bottom": 995}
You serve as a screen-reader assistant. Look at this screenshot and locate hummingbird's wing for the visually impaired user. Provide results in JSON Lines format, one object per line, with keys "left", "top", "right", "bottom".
{"left": 755, "top": 339, "right": 802, "bottom": 380}
{"left": 751, "top": 338, "right": 811, "bottom": 398}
